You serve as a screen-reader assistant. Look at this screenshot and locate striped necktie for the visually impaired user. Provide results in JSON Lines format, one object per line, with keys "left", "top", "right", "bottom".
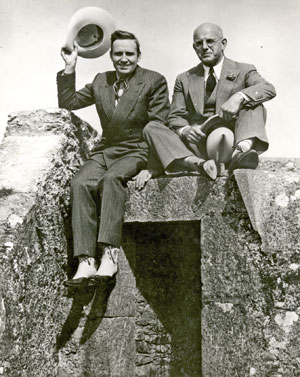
{"left": 113, "top": 78, "right": 129, "bottom": 104}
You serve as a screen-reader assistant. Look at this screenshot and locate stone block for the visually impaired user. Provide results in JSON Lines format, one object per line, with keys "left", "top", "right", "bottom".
{"left": 58, "top": 317, "right": 136, "bottom": 377}
{"left": 0, "top": 109, "right": 98, "bottom": 377}
{"left": 1, "top": 109, "right": 300, "bottom": 377}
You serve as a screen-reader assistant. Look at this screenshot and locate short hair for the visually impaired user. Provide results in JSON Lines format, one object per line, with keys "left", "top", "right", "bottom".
{"left": 110, "top": 30, "right": 141, "bottom": 55}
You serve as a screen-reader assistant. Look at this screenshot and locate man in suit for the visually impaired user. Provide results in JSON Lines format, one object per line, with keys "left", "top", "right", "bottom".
{"left": 136, "top": 22, "right": 276, "bottom": 187}
{"left": 57, "top": 30, "right": 175, "bottom": 286}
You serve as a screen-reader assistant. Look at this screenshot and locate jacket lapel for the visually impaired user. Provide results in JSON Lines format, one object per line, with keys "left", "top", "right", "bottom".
{"left": 216, "top": 57, "right": 240, "bottom": 113}
{"left": 188, "top": 64, "right": 205, "bottom": 114}
{"left": 110, "top": 66, "right": 145, "bottom": 123}
{"left": 98, "top": 71, "right": 116, "bottom": 120}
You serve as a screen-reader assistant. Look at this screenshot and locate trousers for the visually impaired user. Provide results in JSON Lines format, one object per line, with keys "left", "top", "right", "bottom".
{"left": 71, "top": 153, "right": 146, "bottom": 256}
{"left": 143, "top": 122, "right": 194, "bottom": 171}
{"left": 143, "top": 104, "right": 268, "bottom": 171}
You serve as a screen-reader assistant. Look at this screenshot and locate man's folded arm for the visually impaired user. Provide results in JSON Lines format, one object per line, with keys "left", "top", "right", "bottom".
{"left": 56, "top": 70, "right": 96, "bottom": 110}
{"left": 238, "top": 66, "right": 276, "bottom": 108}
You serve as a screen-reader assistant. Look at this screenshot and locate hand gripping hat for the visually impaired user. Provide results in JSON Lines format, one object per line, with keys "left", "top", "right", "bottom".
{"left": 65, "top": 7, "right": 116, "bottom": 59}
{"left": 201, "top": 115, "right": 234, "bottom": 163}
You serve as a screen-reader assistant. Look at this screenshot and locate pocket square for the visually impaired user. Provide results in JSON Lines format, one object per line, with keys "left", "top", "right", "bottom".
{"left": 226, "top": 73, "right": 237, "bottom": 81}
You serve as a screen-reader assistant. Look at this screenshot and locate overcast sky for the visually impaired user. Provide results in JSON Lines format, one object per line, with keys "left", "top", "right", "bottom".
{"left": 1, "top": 0, "right": 299, "bottom": 156}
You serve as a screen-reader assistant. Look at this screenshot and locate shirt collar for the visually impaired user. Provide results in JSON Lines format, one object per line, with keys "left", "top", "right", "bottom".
{"left": 203, "top": 57, "right": 224, "bottom": 81}
{"left": 115, "top": 67, "right": 138, "bottom": 82}
{"left": 115, "top": 72, "right": 123, "bottom": 81}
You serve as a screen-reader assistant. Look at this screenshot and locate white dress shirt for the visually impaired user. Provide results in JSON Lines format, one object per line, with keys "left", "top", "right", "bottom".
{"left": 203, "top": 57, "right": 224, "bottom": 83}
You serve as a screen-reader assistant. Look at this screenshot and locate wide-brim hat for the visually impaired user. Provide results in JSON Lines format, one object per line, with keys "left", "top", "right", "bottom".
{"left": 198, "top": 115, "right": 234, "bottom": 163}
{"left": 206, "top": 127, "right": 234, "bottom": 163}
{"left": 200, "top": 114, "right": 233, "bottom": 136}
{"left": 65, "top": 7, "right": 116, "bottom": 59}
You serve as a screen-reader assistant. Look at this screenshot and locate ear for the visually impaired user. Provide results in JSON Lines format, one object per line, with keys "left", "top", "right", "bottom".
{"left": 109, "top": 49, "right": 113, "bottom": 60}
{"left": 221, "top": 38, "right": 227, "bottom": 51}
{"left": 193, "top": 43, "right": 199, "bottom": 57}
{"left": 137, "top": 53, "right": 141, "bottom": 62}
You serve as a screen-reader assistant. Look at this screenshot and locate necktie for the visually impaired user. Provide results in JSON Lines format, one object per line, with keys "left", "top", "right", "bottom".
{"left": 113, "top": 78, "right": 129, "bottom": 104}
{"left": 206, "top": 67, "right": 216, "bottom": 98}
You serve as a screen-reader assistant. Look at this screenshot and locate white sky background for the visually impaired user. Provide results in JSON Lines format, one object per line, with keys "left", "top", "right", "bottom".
{"left": 1, "top": 0, "right": 299, "bottom": 157}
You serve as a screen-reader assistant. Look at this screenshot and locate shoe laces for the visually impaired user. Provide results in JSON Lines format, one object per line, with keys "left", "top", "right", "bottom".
{"left": 78, "top": 255, "right": 95, "bottom": 265}
{"left": 104, "top": 246, "right": 119, "bottom": 264}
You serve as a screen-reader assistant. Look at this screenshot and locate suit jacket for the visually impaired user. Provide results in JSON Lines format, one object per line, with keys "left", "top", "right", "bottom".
{"left": 57, "top": 65, "right": 170, "bottom": 166}
{"left": 168, "top": 57, "right": 276, "bottom": 131}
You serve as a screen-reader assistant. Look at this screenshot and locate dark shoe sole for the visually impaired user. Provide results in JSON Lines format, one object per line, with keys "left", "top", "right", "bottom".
{"left": 63, "top": 277, "right": 89, "bottom": 288}
{"left": 89, "top": 274, "right": 117, "bottom": 286}
{"left": 200, "top": 159, "right": 218, "bottom": 180}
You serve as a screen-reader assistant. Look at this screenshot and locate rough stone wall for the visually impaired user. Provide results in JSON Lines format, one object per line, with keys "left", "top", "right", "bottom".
{"left": 124, "top": 163, "right": 300, "bottom": 377}
{"left": 1, "top": 109, "right": 300, "bottom": 377}
{"left": 0, "top": 109, "right": 99, "bottom": 377}
{"left": 234, "top": 166, "right": 300, "bottom": 377}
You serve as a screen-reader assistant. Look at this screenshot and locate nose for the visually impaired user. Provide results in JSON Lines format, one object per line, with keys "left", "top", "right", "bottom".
{"left": 202, "top": 40, "right": 209, "bottom": 50}
{"left": 120, "top": 53, "right": 127, "bottom": 62}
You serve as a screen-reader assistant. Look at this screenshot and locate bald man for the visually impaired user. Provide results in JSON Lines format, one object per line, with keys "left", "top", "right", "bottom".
{"left": 135, "top": 22, "right": 276, "bottom": 187}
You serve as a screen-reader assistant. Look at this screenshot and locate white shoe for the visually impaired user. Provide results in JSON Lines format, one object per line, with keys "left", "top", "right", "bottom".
{"left": 90, "top": 246, "right": 119, "bottom": 284}
{"left": 64, "top": 255, "right": 97, "bottom": 287}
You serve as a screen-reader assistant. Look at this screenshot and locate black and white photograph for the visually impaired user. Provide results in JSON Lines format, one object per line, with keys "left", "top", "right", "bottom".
{"left": 1, "top": 0, "right": 300, "bottom": 376}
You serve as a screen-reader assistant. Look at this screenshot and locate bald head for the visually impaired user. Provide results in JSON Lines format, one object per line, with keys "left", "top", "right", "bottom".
{"left": 193, "top": 23, "right": 223, "bottom": 40}
{"left": 193, "top": 23, "right": 227, "bottom": 66}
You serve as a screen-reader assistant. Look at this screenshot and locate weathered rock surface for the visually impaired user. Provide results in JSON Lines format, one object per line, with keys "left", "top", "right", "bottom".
{"left": 1, "top": 109, "right": 300, "bottom": 377}
{"left": 0, "top": 109, "right": 99, "bottom": 377}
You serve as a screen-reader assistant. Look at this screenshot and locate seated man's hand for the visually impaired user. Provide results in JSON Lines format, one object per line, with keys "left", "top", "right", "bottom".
{"left": 219, "top": 92, "right": 244, "bottom": 122}
{"left": 182, "top": 125, "right": 206, "bottom": 144}
{"left": 132, "top": 169, "right": 158, "bottom": 190}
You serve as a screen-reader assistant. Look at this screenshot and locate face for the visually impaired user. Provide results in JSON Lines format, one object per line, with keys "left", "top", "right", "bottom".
{"left": 193, "top": 25, "right": 227, "bottom": 66}
{"left": 110, "top": 39, "right": 140, "bottom": 78}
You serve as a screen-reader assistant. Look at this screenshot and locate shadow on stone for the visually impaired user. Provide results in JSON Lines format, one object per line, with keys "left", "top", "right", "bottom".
{"left": 123, "top": 221, "right": 202, "bottom": 377}
{"left": 192, "top": 179, "right": 215, "bottom": 210}
{"left": 80, "top": 282, "right": 116, "bottom": 345}
{"left": 56, "top": 287, "right": 95, "bottom": 350}
{"left": 63, "top": 219, "right": 78, "bottom": 279}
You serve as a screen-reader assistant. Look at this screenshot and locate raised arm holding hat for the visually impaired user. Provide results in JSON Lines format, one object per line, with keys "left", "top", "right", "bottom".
{"left": 57, "top": 29, "right": 170, "bottom": 287}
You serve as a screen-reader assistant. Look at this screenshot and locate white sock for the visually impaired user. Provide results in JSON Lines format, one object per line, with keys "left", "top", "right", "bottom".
{"left": 232, "top": 139, "right": 254, "bottom": 157}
